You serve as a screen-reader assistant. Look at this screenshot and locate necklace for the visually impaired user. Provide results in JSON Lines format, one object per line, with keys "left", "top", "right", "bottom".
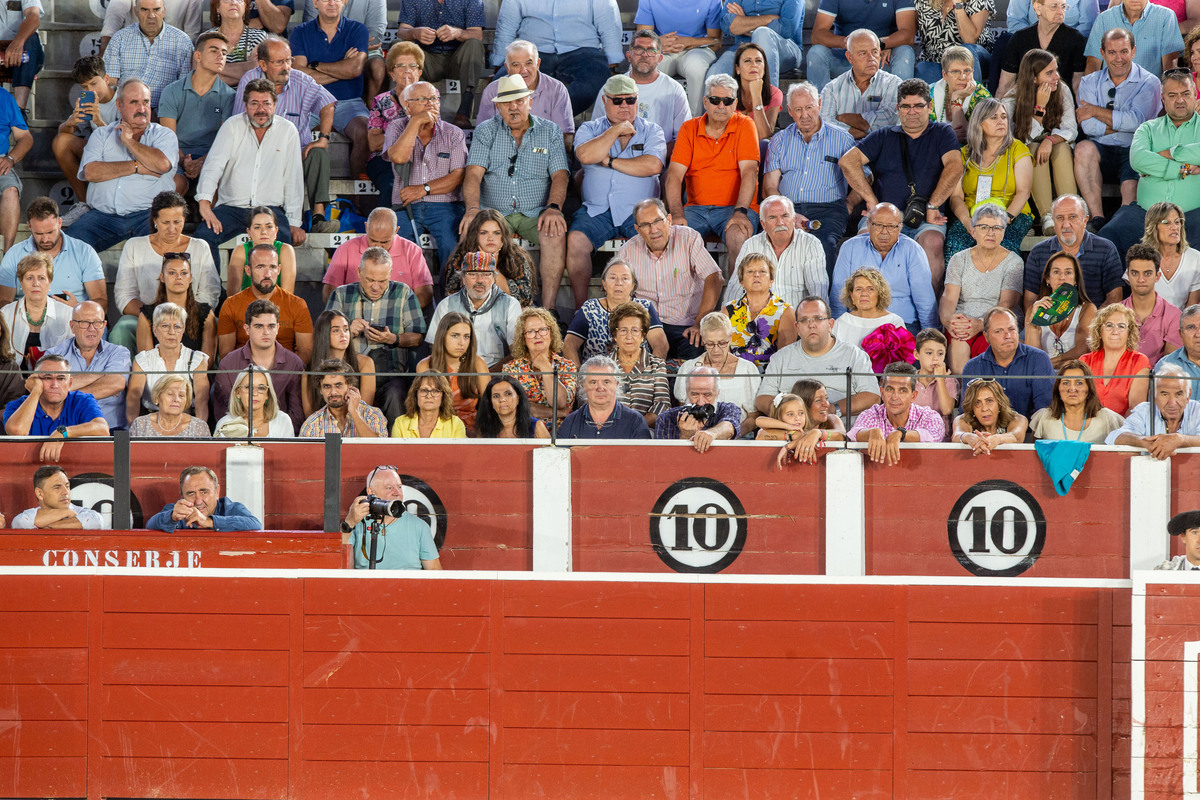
{"left": 156, "top": 413, "right": 185, "bottom": 433}
{"left": 1060, "top": 413, "right": 1087, "bottom": 441}
{"left": 705, "top": 349, "right": 733, "bottom": 373}
{"left": 23, "top": 302, "right": 46, "bottom": 327}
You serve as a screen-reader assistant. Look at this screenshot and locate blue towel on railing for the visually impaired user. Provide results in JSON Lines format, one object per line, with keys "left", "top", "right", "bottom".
{"left": 1034, "top": 439, "right": 1092, "bottom": 496}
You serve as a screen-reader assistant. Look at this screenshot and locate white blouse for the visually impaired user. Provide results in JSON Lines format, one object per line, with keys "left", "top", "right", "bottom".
{"left": 1155, "top": 248, "right": 1200, "bottom": 310}
{"left": 674, "top": 355, "right": 762, "bottom": 416}
{"left": 1, "top": 297, "right": 72, "bottom": 359}
{"left": 114, "top": 236, "right": 221, "bottom": 311}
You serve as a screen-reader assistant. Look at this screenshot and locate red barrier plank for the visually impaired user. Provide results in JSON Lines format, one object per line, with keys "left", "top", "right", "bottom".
{"left": 0, "top": 648, "right": 87, "bottom": 683}
{"left": 907, "top": 768, "right": 1098, "bottom": 799}
{"left": 101, "top": 649, "right": 289, "bottom": 686}
{"left": 705, "top": 620, "right": 895, "bottom": 659}
{"left": 907, "top": 696, "right": 1098, "bottom": 734}
{"left": 300, "top": 651, "right": 490, "bottom": 689}
{"left": 705, "top": 657, "right": 894, "bottom": 695}
{"left": 101, "top": 721, "right": 288, "bottom": 759}
{"left": 502, "top": 580, "right": 691, "bottom": 618}
{"left": 496, "top": 764, "right": 689, "bottom": 800}
{"left": 502, "top": 654, "right": 690, "bottom": 693}
{"left": 102, "top": 612, "right": 290, "bottom": 650}
{"left": 101, "top": 755, "right": 288, "bottom": 798}
{"left": 704, "top": 694, "right": 894, "bottom": 733}
{"left": 102, "top": 576, "right": 292, "bottom": 613}
{"left": 303, "top": 614, "right": 490, "bottom": 652}
{"left": 299, "top": 761, "right": 488, "bottom": 799}
{"left": 703, "top": 731, "right": 892, "bottom": 769}
{"left": 0, "top": 756, "right": 85, "bottom": 796}
{"left": 0, "top": 611, "right": 87, "bottom": 646}
{"left": 0, "top": 575, "right": 89, "bottom": 610}
{"left": 503, "top": 691, "right": 690, "bottom": 730}
{"left": 907, "top": 621, "right": 1099, "bottom": 660}
{"left": 102, "top": 685, "right": 288, "bottom": 722}
{"left": 0, "top": 720, "right": 86, "bottom": 756}
{"left": 302, "top": 688, "right": 490, "bottom": 726}
{"left": 302, "top": 723, "right": 489, "bottom": 761}
{"left": 705, "top": 583, "right": 902, "bottom": 621}
{"left": 909, "top": 659, "right": 1098, "bottom": 697}
{"left": 702, "top": 767, "right": 891, "bottom": 799}
{"left": 906, "top": 732, "right": 1097, "bottom": 769}
{"left": 0, "top": 683, "right": 86, "bottom": 720}
{"left": 502, "top": 729, "right": 689, "bottom": 766}
{"left": 907, "top": 586, "right": 1101, "bottom": 624}
{"left": 502, "top": 618, "right": 690, "bottom": 655}
{"left": 304, "top": 577, "right": 492, "bottom": 615}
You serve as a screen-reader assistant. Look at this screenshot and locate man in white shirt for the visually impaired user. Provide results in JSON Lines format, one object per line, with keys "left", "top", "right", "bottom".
{"left": 588, "top": 31, "right": 688, "bottom": 154}
{"left": 724, "top": 195, "right": 828, "bottom": 307}
{"left": 194, "top": 78, "right": 305, "bottom": 267}
{"left": 12, "top": 466, "right": 104, "bottom": 530}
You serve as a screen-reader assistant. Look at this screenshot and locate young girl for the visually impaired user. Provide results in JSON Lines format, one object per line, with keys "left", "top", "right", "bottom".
{"left": 913, "top": 329, "right": 959, "bottom": 437}
{"left": 756, "top": 393, "right": 808, "bottom": 441}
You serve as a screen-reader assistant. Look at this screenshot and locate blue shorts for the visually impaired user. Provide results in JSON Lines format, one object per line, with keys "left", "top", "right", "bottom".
{"left": 683, "top": 204, "right": 759, "bottom": 239}
{"left": 333, "top": 98, "right": 369, "bottom": 132}
{"left": 11, "top": 34, "right": 42, "bottom": 88}
{"left": 569, "top": 207, "right": 638, "bottom": 250}
{"left": 1093, "top": 141, "right": 1137, "bottom": 184}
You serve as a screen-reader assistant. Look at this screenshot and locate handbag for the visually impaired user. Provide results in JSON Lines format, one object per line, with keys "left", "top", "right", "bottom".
{"left": 898, "top": 133, "right": 931, "bottom": 228}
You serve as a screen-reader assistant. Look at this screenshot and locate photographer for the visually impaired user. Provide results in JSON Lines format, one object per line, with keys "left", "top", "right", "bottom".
{"left": 342, "top": 465, "right": 442, "bottom": 570}
{"left": 654, "top": 366, "right": 741, "bottom": 452}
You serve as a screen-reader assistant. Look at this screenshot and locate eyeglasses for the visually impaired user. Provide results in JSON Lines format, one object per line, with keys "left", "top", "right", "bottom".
{"left": 155, "top": 322, "right": 185, "bottom": 332}
{"left": 705, "top": 95, "right": 736, "bottom": 106}
{"left": 364, "top": 465, "right": 399, "bottom": 492}
{"left": 796, "top": 316, "right": 831, "bottom": 326}
{"left": 703, "top": 340, "right": 730, "bottom": 350}
{"left": 615, "top": 326, "right": 644, "bottom": 337}
{"left": 1159, "top": 218, "right": 1185, "bottom": 226}
{"left": 394, "top": 62, "right": 420, "bottom": 70}
{"left": 607, "top": 95, "right": 637, "bottom": 105}
{"left": 629, "top": 46, "right": 660, "bottom": 55}
{"left": 507, "top": 152, "right": 518, "bottom": 177}
{"left": 968, "top": 377, "right": 1000, "bottom": 387}
{"left": 72, "top": 319, "right": 105, "bottom": 329}
{"left": 409, "top": 95, "right": 440, "bottom": 104}
{"left": 975, "top": 224, "right": 1005, "bottom": 234}
{"left": 1102, "top": 322, "right": 1129, "bottom": 331}
{"left": 1164, "top": 67, "right": 1192, "bottom": 79}
{"left": 163, "top": 251, "right": 191, "bottom": 261}
{"left": 635, "top": 215, "right": 668, "bottom": 230}
{"left": 525, "top": 327, "right": 551, "bottom": 338}
{"left": 417, "top": 387, "right": 443, "bottom": 396}
{"left": 869, "top": 222, "right": 901, "bottom": 232}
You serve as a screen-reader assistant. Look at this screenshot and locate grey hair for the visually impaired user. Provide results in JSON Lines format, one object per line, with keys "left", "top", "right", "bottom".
{"left": 971, "top": 202, "right": 1009, "bottom": 227}
{"left": 1051, "top": 194, "right": 1090, "bottom": 217}
{"left": 699, "top": 311, "right": 734, "bottom": 337}
{"left": 367, "top": 206, "right": 398, "bottom": 231}
{"left": 760, "top": 194, "right": 795, "bottom": 216}
{"left": 402, "top": 80, "right": 437, "bottom": 102}
{"left": 579, "top": 355, "right": 620, "bottom": 403}
{"left": 601, "top": 258, "right": 638, "bottom": 291}
{"left": 255, "top": 35, "right": 287, "bottom": 62}
{"left": 633, "top": 197, "right": 669, "bottom": 221}
{"left": 1157, "top": 362, "right": 1192, "bottom": 395}
{"left": 152, "top": 301, "right": 188, "bottom": 329}
{"left": 965, "top": 98, "right": 1013, "bottom": 167}
{"left": 118, "top": 77, "right": 150, "bottom": 102}
{"left": 1181, "top": 303, "right": 1200, "bottom": 331}
{"left": 506, "top": 39, "right": 538, "bottom": 60}
{"left": 940, "top": 44, "right": 974, "bottom": 71}
{"left": 845, "top": 29, "right": 880, "bottom": 50}
{"left": 704, "top": 73, "right": 738, "bottom": 96}
{"left": 360, "top": 245, "right": 393, "bottom": 270}
{"left": 687, "top": 364, "right": 721, "bottom": 399}
{"left": 786, "top": 81, "right": 819, "bottom": 105}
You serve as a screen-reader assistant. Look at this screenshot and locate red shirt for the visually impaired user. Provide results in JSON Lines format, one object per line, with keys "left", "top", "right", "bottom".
{"left": 670, "top": 112, "right": 761, "bottom": 211}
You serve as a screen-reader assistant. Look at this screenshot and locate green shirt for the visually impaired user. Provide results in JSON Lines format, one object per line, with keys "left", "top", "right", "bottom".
{"left": 1133, "top": 112, "right": 1200, "bottom": 211}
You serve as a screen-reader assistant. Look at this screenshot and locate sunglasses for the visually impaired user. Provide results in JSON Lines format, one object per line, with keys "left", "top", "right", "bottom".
{"left": 507, "top": 152, "right": 518, "bottom": 177}
{"left": 365, "top": 465, "right": 399, "bottom": 488}
{"left": 608, "top": 96, "right": 637, "bottom": 105}
{"left": 163, "top": 251, "right": 191, "bottom": 261}
{"left": 706, "top": 95, "right": 736, "bottom": 106}
{"left": 1106, "top": 86, "right": 1115, "bottom": 110}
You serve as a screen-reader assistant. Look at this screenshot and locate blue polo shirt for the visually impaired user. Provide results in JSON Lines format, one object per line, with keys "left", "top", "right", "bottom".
{"left": 0, "top": 87, "right": 27, "bottom": 157}
{"left": 816, "top": 0, "right": 914, "bottom": 38}
{"left": 3, "top": 390, "right": 105, "bottom": 435}
{"left": 289, "top": 16, "right": 370, "bottom": 102}
{"left": 961, "top": 344, "right": 1055, "bottom": 419}
{"left": 559, "top": 402, "right": 652, "bottom": 440}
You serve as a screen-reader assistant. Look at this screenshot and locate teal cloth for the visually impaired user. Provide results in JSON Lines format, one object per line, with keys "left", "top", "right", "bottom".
{"left": 1034, "top": 439, "right": 1092, "bottom": 496}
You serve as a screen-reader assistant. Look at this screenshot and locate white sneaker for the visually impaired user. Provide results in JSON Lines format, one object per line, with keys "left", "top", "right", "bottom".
{"left": 60, "top": 202, "right": 89, "bottom": 227}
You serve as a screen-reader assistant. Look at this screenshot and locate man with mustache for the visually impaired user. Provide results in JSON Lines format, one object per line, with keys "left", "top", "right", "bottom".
{"left": 723, "top": 194, "right": 828, "bottom": 308}
{"left": 65, "top": 78, "right": 177, "bottom": 254}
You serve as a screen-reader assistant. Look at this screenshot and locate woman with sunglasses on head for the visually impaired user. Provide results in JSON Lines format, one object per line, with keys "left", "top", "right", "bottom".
{"left": 225, "top": 206, "right": 297, "bottom": 298}
{"left": 136, "top": 254, "right": 218, "bottom": 365}
{"left": 1030, "top": 358, "right": 1124, "bottom": 442}
{"left": 951, "top": 377, "right": 1028, "bottom": 454}
{"left": 475, "top": 374, "right": 551, "bottom": 439}
{"left": 1141, "top": 201, "right": 1200, "bottom": 309}
{"left": 392, "top": 373, "right": 466, "bottom": 438}
{"left": 126, "top": 302, "right": 210, "bottom": 426}
{"left": 112, "top": 191, "right": 219, "bottom": 351}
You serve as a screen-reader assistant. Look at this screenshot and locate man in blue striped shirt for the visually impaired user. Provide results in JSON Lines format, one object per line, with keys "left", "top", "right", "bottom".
{"left": 764, "top": 81, "right": 855, "bottom": 276}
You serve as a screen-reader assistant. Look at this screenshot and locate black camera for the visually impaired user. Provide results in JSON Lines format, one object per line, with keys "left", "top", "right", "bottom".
{"left": 366, "top": 495, "right": 405, "bottom": 518}
{"left": 680, "top": 403, "right": 715, "bottom": 425}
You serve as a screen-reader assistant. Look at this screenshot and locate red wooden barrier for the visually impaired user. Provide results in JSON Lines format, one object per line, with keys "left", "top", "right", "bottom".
{"left": 0, "top": 573, "right": 1130, "bottom": 800}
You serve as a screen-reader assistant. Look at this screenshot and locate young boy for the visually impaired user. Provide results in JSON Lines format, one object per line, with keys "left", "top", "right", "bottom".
{"left": 51, "top": 56, "right": 117, "bottom": 225}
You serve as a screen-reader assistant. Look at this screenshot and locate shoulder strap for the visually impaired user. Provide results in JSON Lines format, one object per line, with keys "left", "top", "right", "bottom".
{"left": 899, "top": 133, "right": 917, "bottom": 190}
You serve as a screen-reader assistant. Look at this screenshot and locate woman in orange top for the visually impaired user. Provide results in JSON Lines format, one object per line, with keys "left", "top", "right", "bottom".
{"left": 1080, "top": 303, "right": 1150, "bottom": 416}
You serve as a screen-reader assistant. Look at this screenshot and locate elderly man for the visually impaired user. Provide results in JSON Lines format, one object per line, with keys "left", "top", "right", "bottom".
{"left": 3, "top": 355, "right": 110, "bottom": 464}
{"left": 1123, "top": 244, "right": 1181, "bottom": 366}
{"left": 724, "top": 195, "right": 827, "bottom": 308}
{"left": 655, "top": 365, "right": 742, "bottom": 452}
{"left": 559, "top": 354, "right": 653, "bottom": 439}
{"left": 617, "top": 198, "right": 723, "bottom": 360}
{"left": 1084, "top": 0, "right": 1181, "bottom": 76}
{"left": 765, "top": 82, "right": 854, "bottom": 273}
{"left": 43, "top": 301, "right": 130, "bottom": 432}
{"left": 1073, "top": 30, "right": 1160, "bottom": 223}
{"left": 847, "top": 361, "right": 945, "bottom": 464}
{"left": 841, "top": 78, "right": 962, "bottom": 288}
{"left": 1100, "top": 72, "right": 1200, "bottom": 261}
{"left": 491, "top": 0, "right": 623, "bottom": 115}
{"left": 961, "top": 306, "right": 1055, "bottom": 418}
{"left": 1158, "top": 509, "right": 1200, "bottom": 570}
{"left": 214, "top": 298, "right": 306, "bottom": 428}
{"left": 12, "top": 466, "right": 104, "bottom": 530}
{"left": 289, "top": 0, "right": 371, "bottom": 178}
{"left": 569, "top": 75, "right": 667, "bottom": 311}
{"left": 1160, "top": 305, "right": 1200, "bottom": 396}
{"left": 100, "top": 0, "right": 203, "bottom": 50}
{"left": 195, "top": 78, "right": 305, "bottom": 266}
{"left": 146, "top": 466, "right": 263, "bottom": 532}
{"left": 589, "top": 31, "right": 689, "bottom": 151}
{"left": 322, "top": 208, "right": 432, "bottom": 307}
{"left": 299, "top": 357, "right": 387, "bottom": 438}
{"left": 807, "top": 0, "right": 915, "bottom": 90}
{"left": 427, "top": 252, "right": 520, "bottom": 368}
{"left": 477, "top": 40, "right": 575, "bottom": 144}
{"left": 830, "top": 202, "right": 937, "bottom": 330}
{"left": 820, "top": 30, "right": 903, "bottom": 140}
{"left": 1026, "top": 194, "right": 1124, "bottom": 309}
{"left": 343, "top": 466, "right": 441, "bottom": 570}
{"left": 1107, "top": 364, "right": 1200, "bottom": 458}
{"left": 325, "top": 246, "right": 426, "bottom": 422}
{"left": 102, "top": 0, "right": 192, "bottom": 109}
{"left": 159, "top": 32, "right": 235, "bottom": 195}
{"left": 666, "top": 73, "right": 760, "bottom": 269}
{"left": 706, "top": 0, "right": 803, "bottom": 88}
{"left": 0, "top": 198, "right": 105, "bottom": 306}
{"left": 384, "top": 81, "right": 468, "bottom": 271}
{"left": 234, "top": 37, "right": 337, "bottom": 227}
{"left": 218, "top": 244, "right": 313, "bottom": 360}
{"left": 633, "top": 0, "right": 722, "bottom": 116}
{"left": 66, "top": 79, "right": 177, "bottom": 254}
{"left": 757, "top": 296, "right": 880, "bottom": 418}
{"left": 396, "top": 0, "right": 483, "bottom": 124}
{"left": 463, "top": 74, "right": 569, "bottom": 314}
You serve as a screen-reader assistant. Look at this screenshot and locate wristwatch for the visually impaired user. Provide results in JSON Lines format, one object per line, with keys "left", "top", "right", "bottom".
{"left": 55, "top": 425, "right": 68, "bottom": 439}
{"left": 546, "top": 202, "right": 562, "bottom": 213}
{"left": 423, "top": 183, "right": 432, "bottom": 195}
{"left": 316, "top": 132, "right": 330, "bottom": 140}
{"left": 340, "top": 519, "right": 352, "bottom": 533}
{"left": 734, "top": 206, "right": 749, "bottom": 216}
{"left": 895, "top": 426, "right": 908, "bottom": 439}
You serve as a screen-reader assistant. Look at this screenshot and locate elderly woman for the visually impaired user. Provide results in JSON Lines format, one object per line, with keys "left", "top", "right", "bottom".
{"left": 929, "top": 46, "right": 993, "bottom": 143}
{"left": 503, "top": 307, "right": 578, "bottom": 422}
{"left": 1030, "top": 358, "right": 1124, "bottom": 442}
{"left": 724, "top": 252, "right": 797, "bottom": 367}
{"left": 951, "top": 377, "right": 1029, "bottom": 453}
{"left": 997, "top": 0, "right": 1088, "bottom": 99}
{"left": 128, "top": 375, "right": 212, "bottom": 438}
{"left": 365, "top": 41, "right": 424, "bottom": 206}
{"left": 1001, "top": 49, "right": 1078, "bottom": 234}
{"left": 609, "top": 302, "right": 670, "bottom": 427}
{"left": 126, "top": 302, "right": 210, "bottom": 425}
{"left": 1080, "top": 303, "right": 1150, "bottom": 416}
{"left": 833, "top": 268, "right": 906, "bottom": 348}
{"left": 939, "top": 203, "right": 1025, "bottom": 372}
{"left": 136, "top": 254, "right": 218, "bottom": 364}
{"left": 1025, "top": 251, "right": 1097, "bottom": 367}
{"left": 443, "top": 209, "right": 536, "bottom": 307}
{"left": 392, "top": 373, "right": 466, "bottom": 438}
{"left": 0, "top": 253, "right": 71, "bottom": 369}
{"left": 476, "top": 374, "right": 550, "bottom": 439}
{"left": 676, "top": 312, "right": 763, "bottom": 431}
{"left": 915, "top": 0, "right": 997, "bottom": 86}
{"left": 946, "top": 100, "right": 1034, "bottom": 262}
{"left": 1142, "top": 201, "right": 1200, "bottom": 309}
{"left": 565, "top": 258, "right": 667, "bottom": 364}
{"left": 215, "top": 365, "right": 294, "bottom": 438}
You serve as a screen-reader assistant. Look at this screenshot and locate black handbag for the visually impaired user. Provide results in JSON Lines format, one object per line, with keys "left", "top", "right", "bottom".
{"left": 898, "top": 133, "right": 931, "bottom": 228}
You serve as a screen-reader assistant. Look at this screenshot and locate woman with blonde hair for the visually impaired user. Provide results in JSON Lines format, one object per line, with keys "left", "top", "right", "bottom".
{"left": 503, "top": 307, "right": 577, "bottom": 423}
{"left": 392, "top": 373, "right": 466, "bottom": 438}
{"left": 951, "top": 377, "right": 1028, "bottom": 454}
{"left": 833, "top": 267, "right": 906, "bottom": 348}
{"left": 1141, "top": 201, "right": 1200, "bottom": 309}
{"left": 214, "top": 365, "right": 294, "bottom": 438}
{"left": 676, "top": 312, "right": 762, "bottom": 430}
{"left": 1080, "top": 303, "right": 1150, "bottom": 416}
{"left": 0, "top": 253, "right": 71, "bottom": 368}
{"left": 128, "top": 375, "right": 212, "bottom": 438}
{"left": 724, "top": 252, "right": 796, "bottom": 366}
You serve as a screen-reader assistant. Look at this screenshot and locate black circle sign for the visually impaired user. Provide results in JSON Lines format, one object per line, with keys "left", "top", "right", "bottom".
{"left": 400, "top": 475, "right": 447, "bottom": 550}
{"left": 947, "top": 479, "right": 1046, "bottom": 577}
{"left": 650, "top": 477, "right": 748, "bottom": 573}
{"left": 70, "top": 472, "right": 144, "bottom": 529}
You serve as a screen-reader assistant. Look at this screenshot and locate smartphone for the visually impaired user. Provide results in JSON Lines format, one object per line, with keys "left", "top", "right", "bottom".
{"left": 369, "top": 323, "right": 388, "bottom": 332}
{"left": 79, "top": 90, "right": 95, "bottom": 123}
{"left": 54, "top": 292, "right": 69, "bottom": 300}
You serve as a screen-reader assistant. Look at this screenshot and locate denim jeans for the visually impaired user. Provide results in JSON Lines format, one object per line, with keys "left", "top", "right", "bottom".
{"left": 65, "top": 208, "right": 151, "bottom": 253}
{"left": 397, "top": 201, "right": 464, "bottom": 276}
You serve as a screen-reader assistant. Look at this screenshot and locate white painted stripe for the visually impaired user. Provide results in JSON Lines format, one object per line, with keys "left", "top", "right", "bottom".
{"left": 825, "top": 449, "right": 865, "bottom": 576}
{"left": 532, "top": 447, "right": 572, "bottom": 572}
{"left": 1184, "top": 641, "right": 1200, "bottom": 799}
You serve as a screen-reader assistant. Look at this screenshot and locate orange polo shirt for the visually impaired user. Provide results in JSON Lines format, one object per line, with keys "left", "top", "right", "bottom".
{"left": 671, "top": 112, "right": 761, "bottom": 211}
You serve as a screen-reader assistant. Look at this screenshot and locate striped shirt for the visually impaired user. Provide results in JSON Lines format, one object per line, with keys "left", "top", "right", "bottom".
{"left": 820, "top": 68, "right": 901, "bottom": 135}
{"left": 613, "top": 348, "right": 671, "bottom": 418}
{"left": 847, "top": 402, "right": 946, "bottom": 442}
{"left": 298, "top": 402, "right": 388, "bottom": 438}
{"left": 724, "top": 228, "right": 829, "bottom": 308}
{"left": 382, "top": 117, "right": 469, "bottom": 205}
{"left": 766, "top": 122, "right": 853, "bottom": 205}
{"left": 234, "top": 67, "right": 337, "bottom": 152}
{"left": 617, "top": 226, "right": 721, "bottom": 326}
{"left": 467, "top": 114, "right": 569, "bottom": 217}
{"left": 324, "top": 282, "right": 427, "bottom": 376}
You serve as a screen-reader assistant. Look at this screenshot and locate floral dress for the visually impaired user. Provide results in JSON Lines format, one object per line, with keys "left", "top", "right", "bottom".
{"left": 916, "top": 0, "right": 998, "bottom": 64}
{"left": 502, "top": 354, "right": 578, "bottom": 406}
{"left": 725, "top": 293, "right": 792, "bottom": 368}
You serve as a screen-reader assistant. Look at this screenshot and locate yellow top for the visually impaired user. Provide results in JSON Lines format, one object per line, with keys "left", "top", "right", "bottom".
{"left": 390, "top": 414, "right": 467, "bottom": 439}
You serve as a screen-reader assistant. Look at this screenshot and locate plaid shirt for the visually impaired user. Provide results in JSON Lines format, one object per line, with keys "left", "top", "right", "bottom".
{"left": 847, "top": 402, "right": 946, "bottom": 442}
{"left": 104, "top": 23, "right": 193, "bottom": 107}
{"left": 325, "top": 282, "right": 427, "bottom": 376}
{"left": 299, "top": 402, "right": 388, "bottom": 438}
{"left": 467, "top": 114, "right": 568, "bottom": 217}
{"left": 382, "top": 117, "right": 469, "bottom": 204}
